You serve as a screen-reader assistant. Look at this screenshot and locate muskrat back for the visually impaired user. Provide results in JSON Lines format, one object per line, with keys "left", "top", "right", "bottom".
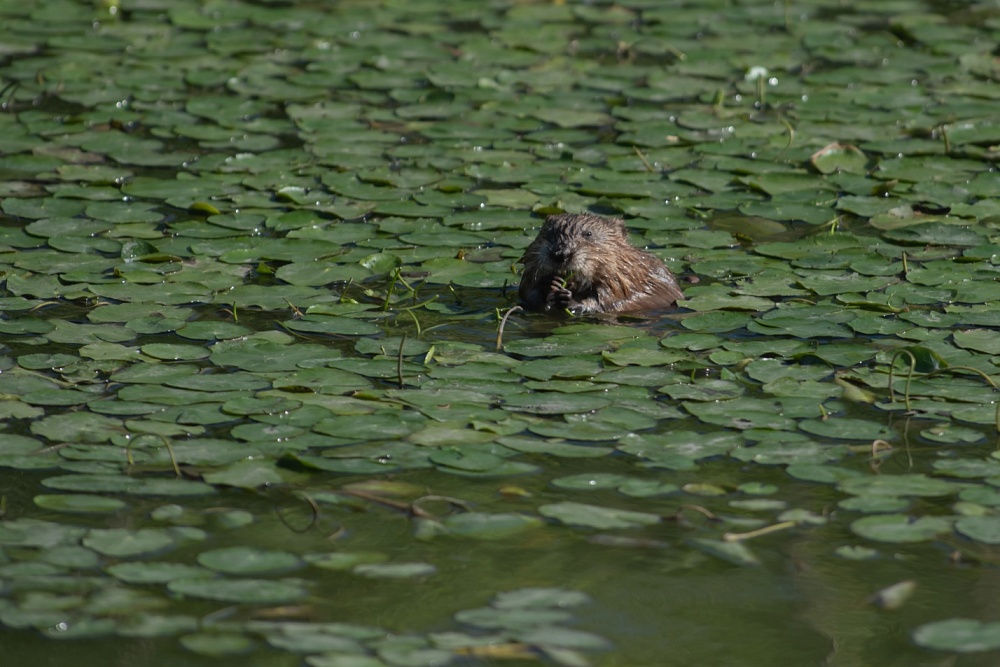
{"left": 518, "top": 213, "right": 682, "bottom": 314}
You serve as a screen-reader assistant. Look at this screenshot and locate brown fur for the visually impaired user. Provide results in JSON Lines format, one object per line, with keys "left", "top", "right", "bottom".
{"left": 518, "top": 213, "right": 683, "bottom": 314}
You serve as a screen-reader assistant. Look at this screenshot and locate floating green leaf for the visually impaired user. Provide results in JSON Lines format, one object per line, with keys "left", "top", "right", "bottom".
{"left": 197, "top": 547, "right": 303, "bottom": 575}
{"left": 539, "top": 502, "right": 661, "bottom": 529}
{"left": 850, "top": 514, "right": 952, "bottom": 543}
{"left": 913, "top": 618, "right": 1000, "bottom": 653}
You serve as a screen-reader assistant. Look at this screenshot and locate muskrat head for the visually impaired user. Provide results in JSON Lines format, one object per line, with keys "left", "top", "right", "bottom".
{"left": 538, "top": 213, "right": 629, "bottom": 277}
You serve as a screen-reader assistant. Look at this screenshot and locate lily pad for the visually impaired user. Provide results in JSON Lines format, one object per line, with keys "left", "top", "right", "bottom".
{"left": 353, "top": 562, "right": 437, "bottom": 579}
{"left": 33, "top": 495, "right": 127, "bottom": 514}
{"left": 82, "top": 528, "right": 180, "bottom": 557}
{"left": 913, "top": 619, "right": 1000, "bottom": 653}
{"left": 197, "top": 547, "right": 303, "bottom": 575}
{"left": 442, "top": 513, "right": 543, "bottom": 539}
{"left": 850, "top": 514, "right": 952, "bottom": 543}
{"left": 539, "top": 502, "right": 661, "bottom": 529}
{"left": 954, "top": 516, "right": 1000, "bottom": 545}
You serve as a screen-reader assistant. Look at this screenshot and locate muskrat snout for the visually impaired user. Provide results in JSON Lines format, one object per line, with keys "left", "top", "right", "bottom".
{"left": 549, "top": 247, "right": 572, "bottom": 265}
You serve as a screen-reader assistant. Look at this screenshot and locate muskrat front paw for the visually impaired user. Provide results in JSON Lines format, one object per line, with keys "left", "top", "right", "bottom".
{"left": 549, "top": 275, "right": 568, "bottom": 292}
{"left": 547, "top": 287, "right": 582, "bottom": 314}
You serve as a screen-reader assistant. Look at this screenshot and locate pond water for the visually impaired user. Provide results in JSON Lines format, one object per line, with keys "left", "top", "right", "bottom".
{"left": 1, "top": 0, "right": 1000, "bottom": 665}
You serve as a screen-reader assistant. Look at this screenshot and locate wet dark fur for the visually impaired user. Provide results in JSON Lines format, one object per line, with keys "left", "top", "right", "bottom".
{"left": 518, "top": 213, "right": 683, "bottom": 314}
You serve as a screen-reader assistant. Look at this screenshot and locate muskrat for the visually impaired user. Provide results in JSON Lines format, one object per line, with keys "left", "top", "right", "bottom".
{"left": 518, "top": 213, "right": 683, "bottom": 314}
